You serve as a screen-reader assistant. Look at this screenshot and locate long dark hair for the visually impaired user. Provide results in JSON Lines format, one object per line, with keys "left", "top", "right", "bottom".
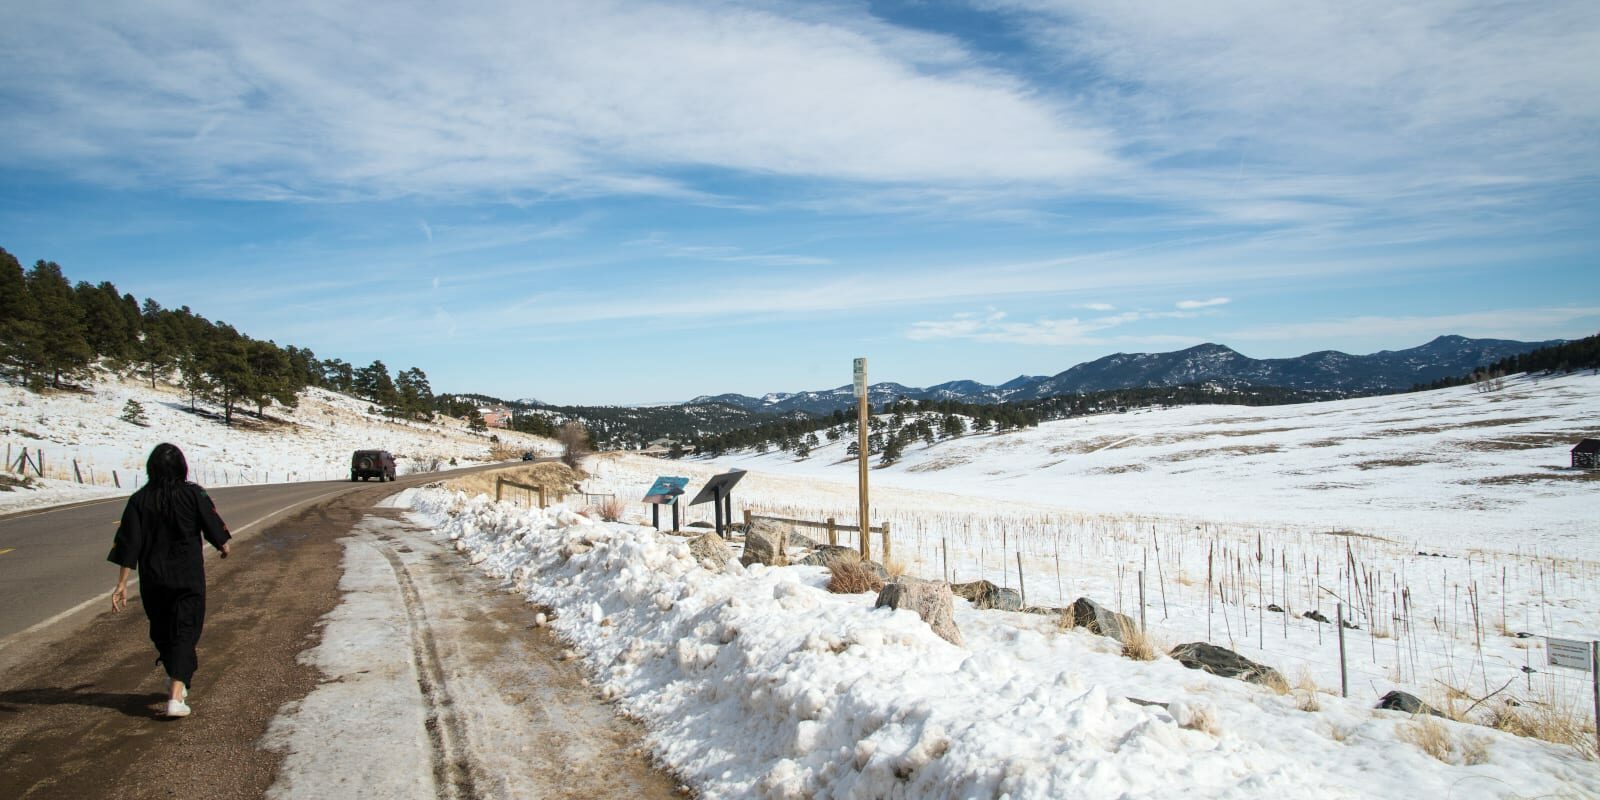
{"left": 145, "top": 442, "right": 188, "bottom": 513}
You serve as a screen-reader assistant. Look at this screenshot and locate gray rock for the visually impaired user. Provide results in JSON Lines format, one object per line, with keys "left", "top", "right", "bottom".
{"left": 1168, "top": 642, "right": 1285, "bottom": 688}
{"left": 1267, "top": 603, "right": 1285, "bottom": 613}
{"left": 687, "top": 533, "right": 736, "bottom": 573}
{"left": 1064, "top": 597, "right": 1138, "bottom": 643}
{"left": 1303, "top": 609, "right": 1330, "bottom": 623}
{"left": 787, "top": 531, "right": 820, "bottom": 550}
{"left": 875, "top": 578, "right": 963, "bottom": 647}
{"left": 950, "top": 579, "right": 1023, "bottom": 611}
{"left": 740, "top": 527, "right": 788, "bottom": 567}
{"left": 1376, "top": 690, "right": 1446, "bottom": 718}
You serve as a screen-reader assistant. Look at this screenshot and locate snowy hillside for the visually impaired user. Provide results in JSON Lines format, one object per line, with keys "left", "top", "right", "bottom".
{"left": 0, "top": 373, "right": 559, "bottom": 513}
{"left": 707, "top": 371, "right": 1600, "bottom": 560}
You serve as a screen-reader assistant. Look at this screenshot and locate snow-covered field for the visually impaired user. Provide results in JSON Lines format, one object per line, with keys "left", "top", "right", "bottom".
{"left": 6, "top": 370, "right": 1598, "bottom": 796}
{"left": 0, "top": 373, "right": 559, "bottom": 514}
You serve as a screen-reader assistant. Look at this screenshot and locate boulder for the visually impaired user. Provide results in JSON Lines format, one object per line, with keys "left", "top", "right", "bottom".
{"left": 875, "top": 578, "right": 963, "bottom": 647}
{"left": 1168, "top": 642, "right": 1285, "bottom": 688}
{"left": 1303, "top": 609, "right": 1330, "bottom": 624}
{"left": 1064, "top": 597, "right": 1137, "bottom": 643}
{"left": 787, "top": 531, "right": 820, "bottom": 550}
{"left": 1376, "top": 690, "right": 1446, "bottom": 718}
{"left": 687, "top": 533, "right": 736, "bottom": 573}
{"left": 1267, "top": 603, "right": 1285, "bottom": 613}
{"left": 740, "top": 527, "right": 788, "bottom": 567}
{"left": 950, "top": 580, "right": 1023, "bottom": 611}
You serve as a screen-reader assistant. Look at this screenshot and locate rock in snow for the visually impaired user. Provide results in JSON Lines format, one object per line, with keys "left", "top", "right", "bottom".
{"left": 1168, "top": 642, "right": 1285, "bottom": 688}
{"left": 874, "top": 578, "right": 963, "bottom": 647}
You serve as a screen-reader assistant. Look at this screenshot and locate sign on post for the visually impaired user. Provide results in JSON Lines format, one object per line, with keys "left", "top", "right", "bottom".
{"left": 1547, "top": 637, "right": 1593, "bottom": 670}
{"left": 642, "top": 476, "right": 689, "bottom": 505}
{"left": 853, "top": 357, "right": 867, "bottom": 397}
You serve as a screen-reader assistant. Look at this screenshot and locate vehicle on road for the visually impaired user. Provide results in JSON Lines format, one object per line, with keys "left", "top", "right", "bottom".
{"left": 521, "top": 451, "right": 536, "bottom": 461}
{"left": 350, "top": 450, "right": 396, "bottom": 481}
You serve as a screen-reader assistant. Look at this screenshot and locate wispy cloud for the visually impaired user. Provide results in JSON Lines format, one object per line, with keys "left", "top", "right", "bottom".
{"left": 1224, "top": 307, "right": 1600, "bottom": 344}
{"left": 0, "top": 1, "right": 1116, "bottom": 202}
{"left": 906, "top": 306, "right": 1214, "bottom": 346}
{"left": 1176, "top": 297, "right": 1230, "bottom": 310}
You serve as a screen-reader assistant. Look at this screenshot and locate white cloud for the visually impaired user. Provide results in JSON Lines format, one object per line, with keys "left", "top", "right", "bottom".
{"left": 1176, "top": 297, "right": 1230, "bottom": 310}
{"left": 0, "top": 0, "right": 1116, "bottom": 201}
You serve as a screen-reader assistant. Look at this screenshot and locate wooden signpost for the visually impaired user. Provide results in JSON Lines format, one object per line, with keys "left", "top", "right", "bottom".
{"left": 855, "top": 357, "right": 870, "bottom": 560}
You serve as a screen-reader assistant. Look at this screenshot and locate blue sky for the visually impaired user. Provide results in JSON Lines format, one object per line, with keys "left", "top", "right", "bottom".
{"left": 1, "top": 0, "right": 1596, "bottom": 405}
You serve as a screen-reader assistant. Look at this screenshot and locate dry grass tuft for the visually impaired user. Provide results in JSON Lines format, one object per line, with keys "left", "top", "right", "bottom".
{"left": 1399, "top": 717, "right": 1456, "bottom": 763}
{"left": 1120, "top": 625, "right": 1159, "bottom": 661}
{"left": 883, "top": 558, "right": 909, "bottom": 580}
{"left": 596, "top": 496, "right": 627, "bottom": 522}
{"left": 1260, "top": 670, "right": 1291, "bottom": 696}
{"left": 1055, "top": 604, "right": 1081, "bottom": 632}
{"left": 1294, "top": 672, "right": 1322, "bottom": 712}
{"left": 1485, "top": 700, "right": 1593, "bottom": 754}
{"left": 489, "top": 443, "right": 523, "bottom": 460}
{"left": 827, "top": 557, "right": 886, "bottom": 595}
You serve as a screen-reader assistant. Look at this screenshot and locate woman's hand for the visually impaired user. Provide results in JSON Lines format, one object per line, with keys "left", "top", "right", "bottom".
{"left": 219, "top": 542, "right": 230, "bottom": 559}
{"left": 111, "top": 584, "right": 127, "bottom": 612}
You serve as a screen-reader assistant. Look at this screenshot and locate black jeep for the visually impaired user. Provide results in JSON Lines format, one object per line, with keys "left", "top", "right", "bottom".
{"left": 351, "top": 449, "right": 397, "bottom": 481}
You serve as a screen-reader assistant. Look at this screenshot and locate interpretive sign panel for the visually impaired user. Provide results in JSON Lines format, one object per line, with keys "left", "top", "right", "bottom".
{"left": 689, "top": 470, "right": 746, "bottom": 506}
{"left": 853, "top": 357, "right": 867, "bottom": 397}
{"left": 642, "top": 476, "right": 689, "bottom": 505}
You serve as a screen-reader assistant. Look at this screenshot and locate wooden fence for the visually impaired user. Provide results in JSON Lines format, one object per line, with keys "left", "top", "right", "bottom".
{"left": 743, "top": 510, "right": 893, "bottom": 562}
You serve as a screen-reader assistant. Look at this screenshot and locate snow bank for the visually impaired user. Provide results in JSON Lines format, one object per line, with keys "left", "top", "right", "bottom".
{"left": 405, "top": 489, "right": 1598, "bottom": 799}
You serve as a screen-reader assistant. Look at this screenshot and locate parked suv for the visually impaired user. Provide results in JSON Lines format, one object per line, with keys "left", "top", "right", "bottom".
{"left": 351, "top": 449, "right": 397, "bottom": 482}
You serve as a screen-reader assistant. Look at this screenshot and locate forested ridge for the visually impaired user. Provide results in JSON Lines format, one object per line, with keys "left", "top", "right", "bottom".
{"left": 0, "top": 247, "right": 438, "bottom": 425}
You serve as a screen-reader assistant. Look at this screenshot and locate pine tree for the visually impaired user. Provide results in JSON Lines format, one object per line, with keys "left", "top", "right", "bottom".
{"left": 0, "top": 248, "right": 43, "bottom": 384}
{"left": 26, "top": 260, "right": 93, "bottom": 387}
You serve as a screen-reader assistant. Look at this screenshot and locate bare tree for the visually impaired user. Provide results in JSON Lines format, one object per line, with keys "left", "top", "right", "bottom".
{"left": 558, "top": 421, "right": 592, "bottom": 469}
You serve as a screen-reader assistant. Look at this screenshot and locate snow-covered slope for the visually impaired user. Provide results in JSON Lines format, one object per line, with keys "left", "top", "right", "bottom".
{"left": 0, "top": 373, "right": 559, "bottom": 513}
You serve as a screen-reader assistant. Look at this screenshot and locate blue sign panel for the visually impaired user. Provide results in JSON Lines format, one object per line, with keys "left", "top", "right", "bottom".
{"left": 643, "top": 476, "right": 690, "bottom": 505}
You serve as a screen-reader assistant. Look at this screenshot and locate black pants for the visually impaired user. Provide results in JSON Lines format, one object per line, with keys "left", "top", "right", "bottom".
{"left": 140, "top": 582, "right": 205, "bottom": 687}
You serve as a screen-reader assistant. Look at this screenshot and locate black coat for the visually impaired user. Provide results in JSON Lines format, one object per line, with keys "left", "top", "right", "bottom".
{"left": 107, "top": 482, "right": 231, "bottom": 589}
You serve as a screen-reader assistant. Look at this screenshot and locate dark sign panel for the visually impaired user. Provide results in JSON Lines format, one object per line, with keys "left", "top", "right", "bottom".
{"left": 688, "top": 469, "right": 747, "bottom": 505}
{"left": 643, "top": 476, "right": 690, "bottom": 505}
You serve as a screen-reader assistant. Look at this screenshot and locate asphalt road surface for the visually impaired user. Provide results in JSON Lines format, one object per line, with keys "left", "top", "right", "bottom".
{"left": 0, "top": 464, "right": 497, "bottom": 646}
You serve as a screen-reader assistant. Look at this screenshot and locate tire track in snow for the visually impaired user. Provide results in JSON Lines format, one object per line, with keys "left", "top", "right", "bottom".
{"left": 369, "top": 532, "right": 480, "bottom": 800}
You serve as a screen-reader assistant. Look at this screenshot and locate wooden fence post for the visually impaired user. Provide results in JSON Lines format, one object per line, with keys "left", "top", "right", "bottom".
{"left": 743, "top": 509, "right": 752, "bottom": 532}
{"left": 539, "top": 486, "right": 547, "bottom": 508}
{"left": 73, "top": 459, "right": 82, "bottom": 484}
{"left": 496, "top": 476, "right": 505, "bottom": 502}
{"left": 113, "top": 470, "right": 121, "bottom": 488}
{"left": 827, "top": 517, "right": 837, "bottom": 546}
{"left": 1016, "top": 551, "right": 1026, "bottom": 607}
{"left": 882, "top": 521, "right": 892, "bottom": 564}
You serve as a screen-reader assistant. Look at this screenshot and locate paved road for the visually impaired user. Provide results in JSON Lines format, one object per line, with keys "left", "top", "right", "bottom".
{"left": 0, "top": 464, "right": 505, "bottom": 645}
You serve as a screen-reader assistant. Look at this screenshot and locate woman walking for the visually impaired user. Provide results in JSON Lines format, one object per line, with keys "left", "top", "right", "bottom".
{"left": 108, "top": 443, "right": 232, "bottom": 718}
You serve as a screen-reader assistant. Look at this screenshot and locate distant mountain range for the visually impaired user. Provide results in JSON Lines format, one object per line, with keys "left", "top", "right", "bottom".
{"left": 692, "top": 335, "right": 1562, "bottom": 416}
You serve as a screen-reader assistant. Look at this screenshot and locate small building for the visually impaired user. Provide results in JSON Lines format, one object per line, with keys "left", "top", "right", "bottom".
{"left": 479, "top": 407, "right": 513, "bottom": 429}
{"left": 1573, "top": 439, "right": 1600, "bottom": 470}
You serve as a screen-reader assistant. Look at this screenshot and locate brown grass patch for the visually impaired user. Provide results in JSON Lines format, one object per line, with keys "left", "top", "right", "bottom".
{"left": 1471, "top": 469, "right": 1600, "bottom": 486}
{"left": 596, "top": 496, "right": 627, "bottom": 522}
{"left": 1092, "top": 464, "right": 1147, "bottom": 475}
{"left": 827, "top": 557, "right": 885, "bottom": 594}
{"left": 1352, "top": 457, "right": 1428, "bottom": 470}
{"left": 488, "top": 442, "right": 524, "bottom": 460}
{"left": 445, "top": 462, "right": 581, "bottom": 502}
{"left": 1166, "top": 444, "right": 1283, "bottom": 462}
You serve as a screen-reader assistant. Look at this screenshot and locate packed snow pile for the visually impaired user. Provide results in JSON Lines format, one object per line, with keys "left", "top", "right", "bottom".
{"left": 403, "top": 488, "right": 1598, "bottom": 800}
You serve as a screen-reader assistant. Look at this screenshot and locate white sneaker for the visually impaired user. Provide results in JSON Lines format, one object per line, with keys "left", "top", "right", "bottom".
{"left": 165, "top": 699, "right": 191, "bottom": 718}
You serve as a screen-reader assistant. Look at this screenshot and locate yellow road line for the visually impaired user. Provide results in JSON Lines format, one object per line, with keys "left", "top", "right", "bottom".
{"left": 0, "top": 548, "right": 14, "bottom": 556}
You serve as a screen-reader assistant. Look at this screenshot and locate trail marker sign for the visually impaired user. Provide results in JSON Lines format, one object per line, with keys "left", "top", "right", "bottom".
{"left": 1547, "top": 637, "right": 1593, "bottom": 671}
